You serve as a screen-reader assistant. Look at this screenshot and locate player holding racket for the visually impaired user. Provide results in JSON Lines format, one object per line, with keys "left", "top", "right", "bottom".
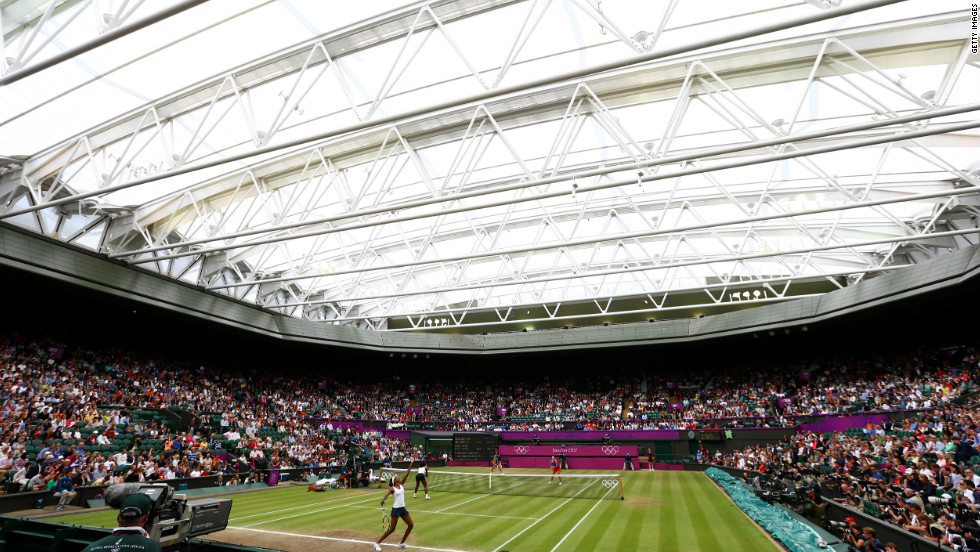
{"left": 490, "top": 451, "right": 504, "bottom": 474}
{"left": 413, "top": 460, "right": 430, "bottom": 500}
{"left": 375, "top": 459, "right": 414, "bottom": 550}
{"left": 548, "top": 455, "right": 562, "bottom": 485}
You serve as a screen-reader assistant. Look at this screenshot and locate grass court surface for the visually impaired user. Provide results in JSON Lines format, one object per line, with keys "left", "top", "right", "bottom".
{"left": 54, "top": 469, "right": 779, "bottom": 552}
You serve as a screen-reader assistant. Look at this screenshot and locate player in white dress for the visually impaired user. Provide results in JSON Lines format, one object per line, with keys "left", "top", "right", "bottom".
{"left": 375, "top": 459, "right": 415, "bottom": 550}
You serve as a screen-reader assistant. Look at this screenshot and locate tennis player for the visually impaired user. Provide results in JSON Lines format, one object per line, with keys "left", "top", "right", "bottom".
{"left": 413, "top": 460, "right": 430, "bottom": 500}
{"left": 375, "top": 459, "right": 414, "bottom": 550}
{"left": 490, "top": 451, "right": 504, "bottom": 474}
{"left": 548, "top": 456, "right": 562, "bottom": 485}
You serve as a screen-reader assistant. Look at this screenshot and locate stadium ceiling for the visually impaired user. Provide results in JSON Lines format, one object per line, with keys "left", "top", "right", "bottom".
{"left": 0, "top": 0, "right": 978, "bottom": 333}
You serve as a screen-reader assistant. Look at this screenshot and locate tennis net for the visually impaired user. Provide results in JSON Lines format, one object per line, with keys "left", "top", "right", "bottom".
{"left": 378, "top": 468, "right": 623, "bottom": 500}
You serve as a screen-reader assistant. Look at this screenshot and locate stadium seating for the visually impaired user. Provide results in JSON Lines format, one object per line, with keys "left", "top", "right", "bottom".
{"left": 2, "top": 328, "right": 977, "bottom": 549}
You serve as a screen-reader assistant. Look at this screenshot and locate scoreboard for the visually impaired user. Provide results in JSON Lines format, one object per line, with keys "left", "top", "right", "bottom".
{"left": 452, "top": 433, "right": 499, "bottom": 462}
{"left": 698, "top": 431, "right": 724, "bottom": 441}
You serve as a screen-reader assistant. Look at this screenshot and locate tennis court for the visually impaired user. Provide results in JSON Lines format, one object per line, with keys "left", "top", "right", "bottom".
{"left": 55, "top": 469, "right": 780, "bottom": 552}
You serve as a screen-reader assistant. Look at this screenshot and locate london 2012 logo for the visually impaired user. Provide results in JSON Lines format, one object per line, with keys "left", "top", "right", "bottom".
{"left": 601, "top": 446, "right": 619, "bottom": 455}
{"left": 513, "top": 446, "right": 529, "bottom": 454}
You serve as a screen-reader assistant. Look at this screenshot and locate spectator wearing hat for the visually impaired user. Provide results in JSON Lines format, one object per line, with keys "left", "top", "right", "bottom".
{"left": 81, "top": 493, "right": 161, "bottom": 552}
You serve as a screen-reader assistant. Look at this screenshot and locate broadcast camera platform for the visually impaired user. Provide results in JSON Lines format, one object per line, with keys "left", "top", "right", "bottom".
{"left": 0, "top": 483, "right": 236, "bottom": 552}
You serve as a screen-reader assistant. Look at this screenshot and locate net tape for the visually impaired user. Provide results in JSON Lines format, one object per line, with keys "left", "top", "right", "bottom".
{"left": 380, "top": 468, "right": 621, "bottom": 500}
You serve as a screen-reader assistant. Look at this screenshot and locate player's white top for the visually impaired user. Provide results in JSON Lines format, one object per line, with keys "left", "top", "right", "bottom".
{"left": 418, "top": 466, "right": 427, "bottom": 476}
{"left": 392, "top": 485, "right": 406, "bottom": 508}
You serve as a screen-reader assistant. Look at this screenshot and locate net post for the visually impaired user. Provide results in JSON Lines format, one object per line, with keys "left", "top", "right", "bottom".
{"left": 619, "top": 474, "right": 624, "bottom": 500}
{"left": 489, "top": 472, "right": 492, "bottom": 490}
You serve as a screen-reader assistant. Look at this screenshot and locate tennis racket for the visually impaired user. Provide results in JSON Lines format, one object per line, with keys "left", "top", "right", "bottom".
{"left": 381, "top": 505, "right": 390, "bottom": 531}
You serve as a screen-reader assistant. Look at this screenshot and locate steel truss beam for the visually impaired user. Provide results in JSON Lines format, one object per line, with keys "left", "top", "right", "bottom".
{"left": 284, "top": 267, "right": 905, "bottom": 309}
{"left": 0, "top": 0, "right": 905, "bottom": 222}
{"left": 143, "top": 119, "right": 979, "bottom": 288}
{"left": 295, "top": 230, "right": 980, "bottom": 324}
{"left": 5, "top": 0, "right": 977, "bottom": 330}
{"left": 109, "top": 102, "right": 980, "bottom": 262}
{"left": 0, "top": 0, "right": 208, "bottom": 85}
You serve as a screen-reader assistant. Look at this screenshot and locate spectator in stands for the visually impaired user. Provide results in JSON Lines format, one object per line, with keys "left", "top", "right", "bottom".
{"left": 53, "top": 466, "right": 77, "bottom": 511}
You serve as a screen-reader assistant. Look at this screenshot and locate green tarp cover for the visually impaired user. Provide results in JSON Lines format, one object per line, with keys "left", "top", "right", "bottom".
{"left": 705, "top": 468, "right": 826, "bottom": 552}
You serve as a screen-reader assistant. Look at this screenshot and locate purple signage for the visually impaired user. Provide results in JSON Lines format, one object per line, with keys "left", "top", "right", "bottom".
{"left": 506, "top": 457, "right": 636, "bottom": 470}
{"left": 500, "top": 445, "right": 638, "bottom": 457}
{"left": 499, "top": 430, "right": 679, "bottom": 440}
{"left": 798, "top": 414, "right": 887, "bottom": 433}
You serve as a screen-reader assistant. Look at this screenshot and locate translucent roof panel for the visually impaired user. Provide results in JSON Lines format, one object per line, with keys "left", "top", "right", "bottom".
{"left": 1, "top": 0, "right": 978, "bottom": 332}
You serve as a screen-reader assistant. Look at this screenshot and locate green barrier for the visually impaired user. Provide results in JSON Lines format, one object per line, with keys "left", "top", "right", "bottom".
{"left": 705, "top": 468, "right": 826, "bottom": 552}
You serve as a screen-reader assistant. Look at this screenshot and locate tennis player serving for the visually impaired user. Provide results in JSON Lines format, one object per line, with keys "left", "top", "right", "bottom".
{"left": 375, "top": 458, "right": 415, "bottom": 550}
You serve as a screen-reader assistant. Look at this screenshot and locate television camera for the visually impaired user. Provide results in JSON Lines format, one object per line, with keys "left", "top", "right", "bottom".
{"left": 747, "top": 475, "right": 809, "bottom": 506}
{"left": 104, "top": 483, "right": 232, "bottom": 549}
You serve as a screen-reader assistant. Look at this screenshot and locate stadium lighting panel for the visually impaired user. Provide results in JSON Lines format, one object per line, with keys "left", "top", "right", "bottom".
{"left": 0, "top": 0, "right": 978, "bottom": 334}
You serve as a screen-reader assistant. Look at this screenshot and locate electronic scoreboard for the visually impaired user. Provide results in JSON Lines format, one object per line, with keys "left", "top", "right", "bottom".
{"left": 452, "top": 433, "right": 499, "bottom": 462}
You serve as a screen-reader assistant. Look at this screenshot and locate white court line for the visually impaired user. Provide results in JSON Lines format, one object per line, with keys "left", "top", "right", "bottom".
{"left": 346, "top": 504, "right": 539, "bottom": 521}
{"left": 433, "top": 480, "right": 527, "bottom": 513}
{"left": 549, "top": 484, "right": 617, "bottom": 552}
{"left": 491, "top": 479, "right": 599, "bottom": 552}
{"left": 230, "top": 491, "right": 376, "bottom": 521}
{"left": 242, "top": 493, "right": 383, "bottom": 527}
{"left": 227, "top": 526, "right": 475, "bottom": 552}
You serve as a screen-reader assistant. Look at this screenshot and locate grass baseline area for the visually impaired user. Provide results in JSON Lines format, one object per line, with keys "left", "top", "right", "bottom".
{"left": 52, "top": 469, "right": 781, "bottom": 552}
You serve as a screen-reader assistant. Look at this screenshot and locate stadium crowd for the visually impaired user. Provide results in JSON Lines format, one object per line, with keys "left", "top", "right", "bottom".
{"left": 700, "top": 347, "right": 980, "bottom": 550}
{"left": 4, "top": 332, "right": 975, "bottom": 430}
{"left": 2, "top": 328, "right": 977, "bottom": 500}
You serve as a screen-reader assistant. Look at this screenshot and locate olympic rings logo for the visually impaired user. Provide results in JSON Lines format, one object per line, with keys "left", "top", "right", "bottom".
{"left": 514, "top": 446, "right": 529, "bottom": 454}
{"left": 601, "top": 446, "right": 620, "bottom": 455}
{"left": 602, "top": 480, "right": 618, "bottom": 488}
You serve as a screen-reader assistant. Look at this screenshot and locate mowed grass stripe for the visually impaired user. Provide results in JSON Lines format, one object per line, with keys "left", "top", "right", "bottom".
{"left": 682, "top": 475, "right": 724, "bottom": 551}
{"left": 497, "top": 482, "right": 601, "bottom": 550}
{"left": 460, "top": 501, "right": 538, "bottom": 548}
{"left": 655, "top": 471, "right": 680, "bottom": 551}
{"left": 52, "top": 471, "right": 785, "bottom": 552}
{"left": 607, "top": 472, "right": 651, "bottom": 551}
{"left": 693, "top": 474, "right": 779, "bottom": 552}
{"left": 233, "top": 488, "right": 376, "bottom": 522}
{"left": 567, "top": 491, "right": 618, "bottom": 552}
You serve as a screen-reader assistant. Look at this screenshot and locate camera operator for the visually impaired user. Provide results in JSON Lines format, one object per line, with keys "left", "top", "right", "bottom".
{"left": 801, "top": 490, "right": 827, "bottom": 528}
{"left": 918, "top": 474, "right": 937, "bottom": 500}
{"left": 82, "top": 494, "right": 161, "bottom": 552}
{"left": 901, "top": 487, "right": 926, "bottom": 512}
{"left": 834, "top": 482, "right": 864, "bottom": 510}
{"left": 856, "top": 527, "right": 885, "bottom": 552}
{"left": 841, "top": 519, "right": 863, "bottom": 549}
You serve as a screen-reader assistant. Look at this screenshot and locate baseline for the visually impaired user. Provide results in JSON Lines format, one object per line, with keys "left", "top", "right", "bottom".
{"left": 226, "top": 526, "right": 475, "bottom": 552}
